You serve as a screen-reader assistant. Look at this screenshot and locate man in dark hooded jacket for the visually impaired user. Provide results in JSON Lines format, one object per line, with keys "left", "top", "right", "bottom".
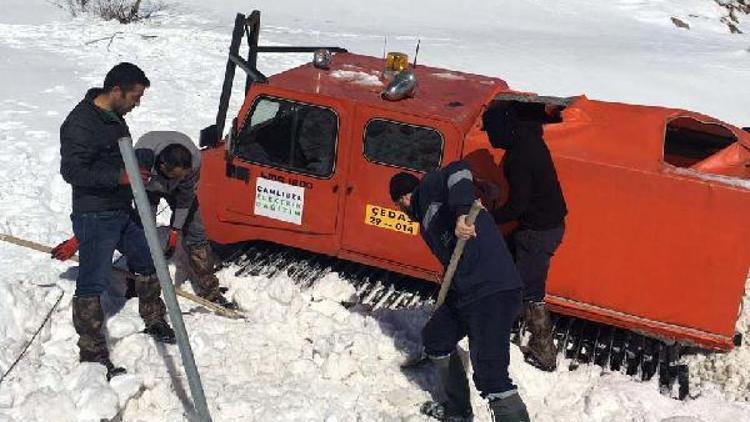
{"left": 390, "top": 161, "right": 530, "bottom": 422}
{"left": 480, "top": 101, "right": 567, "bottom": 372}
{"left": 56, "top": 63, "right": 175, "bottom": 381}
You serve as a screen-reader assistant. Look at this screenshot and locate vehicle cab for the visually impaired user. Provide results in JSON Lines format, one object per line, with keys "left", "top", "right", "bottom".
{"left": 198, "top": 19, "right": 508, "bottom": 281}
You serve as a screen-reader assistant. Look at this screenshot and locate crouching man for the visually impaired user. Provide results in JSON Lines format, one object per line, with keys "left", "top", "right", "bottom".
{"left": 53, "top": 131, "right": 236, "bottom": 310}
{"left": 389, "top": 161, "right": 530, "bottom": 422}
{"left": 58, "top": 63, "right": 175, "bottom": 380}
{"left": 134, "top": 131, "right": 236, "bottom": 310}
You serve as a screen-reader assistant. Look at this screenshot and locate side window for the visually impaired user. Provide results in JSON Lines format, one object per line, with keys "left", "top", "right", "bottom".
{"left": 363, "top": 119, "right": 443, "bottom": 172}
{"left": 235, "top": 97, "right": 338, "bottom": 177}
{"left": 664, "top": 117, "right": 736, "bottom": 168}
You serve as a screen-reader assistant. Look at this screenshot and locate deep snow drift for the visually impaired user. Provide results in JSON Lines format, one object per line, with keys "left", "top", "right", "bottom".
{"left": 1, "top": 1, "right": 750, "bottom": 421}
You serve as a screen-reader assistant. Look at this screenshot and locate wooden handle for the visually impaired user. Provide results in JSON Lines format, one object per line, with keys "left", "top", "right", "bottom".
{"left": 435, "top": 199, "right": 483, "bottom": 309}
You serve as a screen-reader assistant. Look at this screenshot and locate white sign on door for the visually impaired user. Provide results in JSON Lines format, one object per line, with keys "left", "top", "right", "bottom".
{"left": 254, "top": 177, "right": 305, "bottom": 225}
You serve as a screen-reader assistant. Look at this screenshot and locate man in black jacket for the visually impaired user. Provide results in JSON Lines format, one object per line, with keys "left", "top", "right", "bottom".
{"left": 481, "top": 101, "right": 567, "bottom": 372}
{"left": 58, "top": 63, "right": 175, "bottom": 380}
{"left": 390, "top": 162, "right": 530, "bottom": 422}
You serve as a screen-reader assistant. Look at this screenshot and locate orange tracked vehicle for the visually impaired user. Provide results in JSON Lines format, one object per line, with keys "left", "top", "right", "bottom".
{"left": 197, "top": 11, "right": 750, "bottom": 396}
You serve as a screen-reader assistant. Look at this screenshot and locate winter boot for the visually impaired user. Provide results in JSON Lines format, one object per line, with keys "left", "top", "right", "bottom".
{"left": 134, "top": 274, "right": 176, "bottom": 344}
{"left": 124, "top": 277, "right": 137, "bottom": 299}
{"left": 488, "top": 391, "right": 530, "bottom": 422}
{"left": 521, "top": 301, "right": 557, "bottom": 372}
{"left": 420, "top": 352, "right": 473, "bottom": 421}
{"left": 187, "top": 244, "right": 236, "bottom": 310}
{"left": 72, "top": 296, "right": 126, "bottom": 380}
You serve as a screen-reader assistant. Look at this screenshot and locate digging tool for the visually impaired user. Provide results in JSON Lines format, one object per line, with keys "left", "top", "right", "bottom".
{"left": 435, "top": 199, "right": 483, "bottom": 308}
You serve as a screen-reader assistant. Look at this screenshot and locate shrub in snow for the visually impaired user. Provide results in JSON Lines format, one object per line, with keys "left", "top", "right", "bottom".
{"left": 715, "top": 0, "right": 750, "bottom": 33}
{"left": 64, "top": 0, "right": 166, "bottom": 23}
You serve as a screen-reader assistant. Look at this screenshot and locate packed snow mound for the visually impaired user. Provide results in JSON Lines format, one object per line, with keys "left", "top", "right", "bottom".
{"left": 687, "top": 275, "right": 750, "bottom": 402}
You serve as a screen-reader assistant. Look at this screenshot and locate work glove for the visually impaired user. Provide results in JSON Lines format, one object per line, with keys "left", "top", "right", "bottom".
{"left": 164, "top": 228, "right": 179, "bottom": 259}
{"left": 51, "top": 236, "right": 79, "bottom": 261}
{"left": 118, "top": 167, "right": 151, "bottom": 186}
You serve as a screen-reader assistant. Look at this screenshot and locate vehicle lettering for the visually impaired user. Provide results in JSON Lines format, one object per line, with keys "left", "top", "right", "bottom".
{"left": 260, "top": 172, "right": 314, "bottom": 189}
{"left": 364, "top": 204, "right": 419, "bottom": 236}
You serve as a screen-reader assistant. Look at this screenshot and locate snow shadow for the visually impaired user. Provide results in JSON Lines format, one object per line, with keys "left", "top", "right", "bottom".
{"left": 356, "top": 305, "right": 446, "bottom": 403}
{"left": 155, "top": 341, "right": 198, "bottom": 420}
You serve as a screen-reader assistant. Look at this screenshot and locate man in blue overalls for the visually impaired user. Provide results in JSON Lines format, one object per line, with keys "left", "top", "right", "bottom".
{"left": 390, "top": 161, "right": 530, "bottom": 422}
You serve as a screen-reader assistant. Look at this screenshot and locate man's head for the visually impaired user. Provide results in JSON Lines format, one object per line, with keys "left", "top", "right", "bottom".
{"left": 101, "top": 62, "right": 150, "bottom": 115}
{"left": 389, "top": 172, "right": 420, "bottom": 212}
{"left": 157, "top": 144, "right": 193, "bottom": 181}
{"left": 481, "top": 101, "right": 518, "bottom": 149}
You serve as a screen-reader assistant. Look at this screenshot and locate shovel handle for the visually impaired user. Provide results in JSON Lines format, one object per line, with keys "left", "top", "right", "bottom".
{"left": 435, "top": 199, "right": 483, "bottom": 309}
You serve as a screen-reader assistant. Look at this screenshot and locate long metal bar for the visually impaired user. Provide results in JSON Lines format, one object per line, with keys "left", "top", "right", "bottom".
{"left": 256, "top": 46, "right": 348, "bottom": 53}
{"left": 215, "top": 13, "right": 246, "bottom": 142}
{"left": 118, "top": 137, "right": 212, "bottom": 422}
{"left": 245, "top": 10, "right": 261, "bottom": 95}
{"left": 229, "top": 53, "right": 268, "bottom": 83}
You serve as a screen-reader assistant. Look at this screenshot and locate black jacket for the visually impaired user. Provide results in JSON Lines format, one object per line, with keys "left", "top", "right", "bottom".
{"left": 492, "top": 122, "right": 567, "bottom": 230}
{"left": 60, "top": 89, "right": 132, "bottom": 213}
{"left": 409, "top": 161, "right": 522, "bottom": 307}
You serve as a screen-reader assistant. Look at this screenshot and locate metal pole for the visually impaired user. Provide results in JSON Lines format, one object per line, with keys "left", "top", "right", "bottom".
{"left": 118, "top": 137, "right": 212, "bottom": 422}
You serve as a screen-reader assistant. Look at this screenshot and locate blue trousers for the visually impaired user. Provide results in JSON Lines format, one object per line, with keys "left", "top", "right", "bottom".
{"left": 71, "top": 209, "right": 155, "bottom": 297}
{"left": 422, "top": 288, "right": 522, "bottom": 397}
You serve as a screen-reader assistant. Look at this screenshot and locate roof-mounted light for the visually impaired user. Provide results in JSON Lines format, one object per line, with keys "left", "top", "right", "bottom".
{"left": 313, "top": 49, "right": 332, "bottom": 69}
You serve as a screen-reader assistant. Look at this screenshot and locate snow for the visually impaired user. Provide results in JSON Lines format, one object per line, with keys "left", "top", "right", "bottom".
{"left": 0, "top": 0, "right": 749, "bottom": 421}
{"left": 330, "top": 70, "right": 383, "bottom": 87}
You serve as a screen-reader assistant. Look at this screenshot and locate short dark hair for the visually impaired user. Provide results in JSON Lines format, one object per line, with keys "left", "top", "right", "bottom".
{"left": 157, "top": 144, "right": 193, "bottom": 171}
{"left": 103, "top": 62, "right": 150, "bottom": 93}
{"left": 389, "top": 172, "right": 420, "bottom": 202}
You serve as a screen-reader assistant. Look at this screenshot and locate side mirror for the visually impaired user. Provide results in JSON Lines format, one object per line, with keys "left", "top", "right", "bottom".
{"left": 225, "top": 117, "right": 239, "bottom": 155}
{"left": 743, "top": 127, "right": 749, "bottom": 133}
{"left": 199, "top": 124, "right": 219, "bottom": 148}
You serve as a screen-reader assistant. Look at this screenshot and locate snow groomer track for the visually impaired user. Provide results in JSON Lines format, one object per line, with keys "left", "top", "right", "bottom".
{"left": 221, "top": 241, "right": 706, "bottom": 399}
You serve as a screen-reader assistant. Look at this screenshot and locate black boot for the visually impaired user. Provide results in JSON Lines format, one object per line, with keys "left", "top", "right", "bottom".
{"left": 124, "top": 278, "right": 137, "bottom": 299}
{"left": 421, "top": 352, "right": 473, "bottom": 421}
{"left": 521, "top": 301, "right": 557, "bottom": 372}
{"left": 143, "top": 320, "right": 176, "bottom": 344}
{"left": 134, "top": 274, "right": 176, "bottom": 344}
{"left": 72, "top": 296, "right": 126, "bottom": 380}
{"left": 488, "top": 391, "right": 530, "bottom": 422}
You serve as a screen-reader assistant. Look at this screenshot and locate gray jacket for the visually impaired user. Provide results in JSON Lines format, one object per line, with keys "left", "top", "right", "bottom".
{"left": 134, "top": 131, "right": 201, "bottom": 230}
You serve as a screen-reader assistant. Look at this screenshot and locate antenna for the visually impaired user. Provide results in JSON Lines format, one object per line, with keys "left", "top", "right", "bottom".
{"left": 413, "top": 38, "right": 421, "bottom": 68}
{"left": 382, "top": 36, "right": 388, "bottom": 60}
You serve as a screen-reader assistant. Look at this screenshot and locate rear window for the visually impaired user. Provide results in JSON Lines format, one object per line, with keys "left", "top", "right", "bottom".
{"left": 664, "top": 117, "right": 736, "bottom": 168}
{"left": 363, "top": 119, "right": 443, "bottom": 172}
{"left": 234, "top": 96, "right": 338, "bottom": 178}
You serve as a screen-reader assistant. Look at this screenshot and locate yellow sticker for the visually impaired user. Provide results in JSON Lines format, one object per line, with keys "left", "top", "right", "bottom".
{"left": 365, "top": 204, "right": 419, "bottom": 236}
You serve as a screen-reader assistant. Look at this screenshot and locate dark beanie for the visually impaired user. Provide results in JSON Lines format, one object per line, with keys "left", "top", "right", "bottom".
{"left": 389, "top": 172, "right": 420, "bottom": 202}
{"left": 482, "top": 101, "right": 518, "bottom": 149}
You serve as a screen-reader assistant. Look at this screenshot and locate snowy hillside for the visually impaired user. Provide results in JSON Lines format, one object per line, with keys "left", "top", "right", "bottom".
{"left": 1, "top": 0, "right": 750, "bottom": 421}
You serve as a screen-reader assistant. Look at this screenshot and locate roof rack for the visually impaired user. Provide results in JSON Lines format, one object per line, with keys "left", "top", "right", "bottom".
{"left": 202, "top": 10, "right": 348, "bottom": 147}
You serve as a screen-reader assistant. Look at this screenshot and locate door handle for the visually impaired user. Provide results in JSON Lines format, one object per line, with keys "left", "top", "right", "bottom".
{"left": 332, "top": 185, "right": 339, "bottom": 193}
{"left": 346, "top": 186, "right": 353, "bottom": 195}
